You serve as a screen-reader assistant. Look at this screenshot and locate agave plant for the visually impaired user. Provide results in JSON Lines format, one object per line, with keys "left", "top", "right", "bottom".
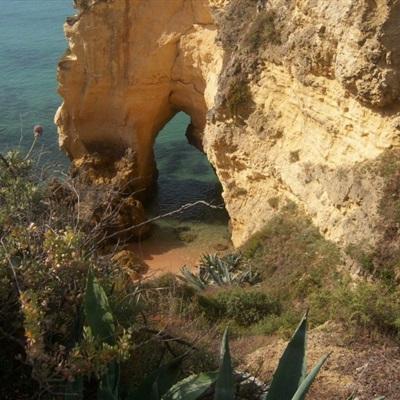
{"left": 65, "top": 272, "right": 384, "bottom": 400}
{"left": 179, "top": 253, "right": 260, "bottom": 291}
{"left": 65, "top": 270, "right": 119, "bottom": 399}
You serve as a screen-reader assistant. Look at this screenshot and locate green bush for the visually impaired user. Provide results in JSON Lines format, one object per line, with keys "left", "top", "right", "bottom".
{"left": 308, "top": 279, "right": 400, "bottom": 337}
{"left": 251, "top": 310, "right": 300, "bottom": 338}
{"left": 198, "top": 289, "right": 280, "bottom": 326}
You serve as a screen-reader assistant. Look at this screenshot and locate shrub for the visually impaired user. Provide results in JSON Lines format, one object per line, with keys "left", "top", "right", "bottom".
{"left": 252, "top": 310, "right": 301, "bottom": 338}
{"left": 198, "top": 289, "right": 280, "bottom": 326}
{"left": 0, "top": 149, "right": 141, "bottom": 397}
{"left": 308, "top": 279, "right": 400, "bottom": 338}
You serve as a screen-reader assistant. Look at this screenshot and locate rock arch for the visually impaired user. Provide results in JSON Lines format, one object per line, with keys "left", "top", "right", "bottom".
{"left": 56, "top": 0, "right": 223, "bottom": 191}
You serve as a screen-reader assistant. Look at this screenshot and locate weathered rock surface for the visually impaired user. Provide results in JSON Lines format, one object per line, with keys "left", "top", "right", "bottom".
{"left": 56, "top": 0, "right": 400, "bottom": 262}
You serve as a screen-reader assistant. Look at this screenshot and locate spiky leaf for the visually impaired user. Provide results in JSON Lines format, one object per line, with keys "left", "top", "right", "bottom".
{"left": 64, "top": 376, "right": 83, "bottom": 399}
{"left": 128, "top": 356, "right": 185, "bottom": 399}
{"left": 265, "top": 312, "right": 308, "bottom": 400}
{"left": 84, "top": 271, "right": 118, "bottom": 399}
{"left": 162, "top": 372, "right": 218, "bottom": 400}
{"left": 291, "top": 354, "right": 329, "bottom": 400}
{"left": 84, "top": 270, "right": 115, "bottom": 345}
{"left": 98, "top": 361, "right": 120, "bottom": 400}
{"left": 179, "top": 266, "right": 206, "bottom": 291}
{"left": 214, "top": 328, "right": 235, "bottom": 400}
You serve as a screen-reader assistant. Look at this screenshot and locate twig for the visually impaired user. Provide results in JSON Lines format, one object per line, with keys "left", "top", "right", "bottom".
{"left": 24, "top": 136, "right": 38, "bottom": 161}
{"left": 98, "top": 200, "right": 224, "bottom": 245}
{"left": 139, "top": 327, "right": 198, "bottom": 351}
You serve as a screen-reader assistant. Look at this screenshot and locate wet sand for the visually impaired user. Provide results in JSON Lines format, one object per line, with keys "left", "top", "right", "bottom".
{"left": 129, "top": 219, "right": 232, "bottom": 276}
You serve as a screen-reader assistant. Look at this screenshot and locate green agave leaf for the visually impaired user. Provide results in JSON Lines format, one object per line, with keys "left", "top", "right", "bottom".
{"left": 162, "top": 372, "right": 218, "bottom": 400}
{"left": 84, "top": 269, "right": 115, "bottom": 345}
{"left": 214, "top": 328, "right": 235, "bottom": 400}
{"left": 84, "top": 270, "right": 119, "bottom": 399}
{"left": 128, "top": 355, "right": 185, "bottom": 399}
{"left": 208, "top": 265, "right": 224, "bottom": 286}
{"left": 291, "top": 353, "right": 329, "bottom": 400}
{"left": 179, "top": 267, "right": 206, "bottom": 291}
{"left": 222, "top": 262, "right": 232, "bottom": 285}
{"left": 265, "top": 312, "right": 308, "bottom": 400}
{"left": 98, "top": 361, "right": 120, "bottom": 400}
{"left": 64, "top": 376, "right": 83, "bottom": 399}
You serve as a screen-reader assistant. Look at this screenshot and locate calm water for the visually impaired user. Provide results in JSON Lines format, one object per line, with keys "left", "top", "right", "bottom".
{"left": 0, "top": 0, "right": 228, "bottom": 229}
{"left": 0, "top": 0, "right": 72, "bottom": 165}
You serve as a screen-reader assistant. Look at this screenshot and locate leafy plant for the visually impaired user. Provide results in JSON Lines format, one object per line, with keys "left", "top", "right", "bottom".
{"left": 85, "top": 270, "right": 120, "bottom": 399}
{"left": 179, "top": 253, "right": 260, "bottom": 291}
{"left": 214, "top": 328, "right": 235, "bottom": 400}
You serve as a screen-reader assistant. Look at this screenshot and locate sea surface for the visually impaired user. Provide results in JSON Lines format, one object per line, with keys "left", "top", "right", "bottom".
{"left": 0, "top": 0, "right": 229, "bottom": 257}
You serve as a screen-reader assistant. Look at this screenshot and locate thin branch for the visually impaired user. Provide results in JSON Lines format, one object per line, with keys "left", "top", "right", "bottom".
{"left": 98, "top": 200, "right": 224, "bottom": 245}
{"left": 139, "top": 327, "right": 198, "bottom": 351}
{"left": 24, "top": 136, "right": 39, "bottom": 161}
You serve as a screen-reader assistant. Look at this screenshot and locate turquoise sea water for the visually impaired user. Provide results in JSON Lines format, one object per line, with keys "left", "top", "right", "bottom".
{"left": 0, "top": 0, "right": 228, "bottom": 226}
{"left": 0, "top": 0, "right": 72, "bottom": 164}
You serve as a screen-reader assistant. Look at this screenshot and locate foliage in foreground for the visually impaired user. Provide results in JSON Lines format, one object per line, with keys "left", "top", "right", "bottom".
{"left": 72, "top": 273, "right": 328, "bottom": 399}
{"left": 0, "top": 147, "right": 396, "bottom": 399}
{"left": 0, "top": 150, "right": 143, "bottom": 398}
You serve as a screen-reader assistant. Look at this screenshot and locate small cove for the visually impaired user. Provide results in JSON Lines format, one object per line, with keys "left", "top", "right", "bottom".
{"left": 0, "top": 1, "right": 231, "bottom": 270}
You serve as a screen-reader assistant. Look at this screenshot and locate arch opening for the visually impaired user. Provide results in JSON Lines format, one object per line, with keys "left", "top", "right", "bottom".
{"left": 130, "top": 112, "right": 231, "bottom": 273}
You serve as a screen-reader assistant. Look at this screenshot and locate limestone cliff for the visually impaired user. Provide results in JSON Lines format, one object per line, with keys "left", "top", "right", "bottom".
{"left": 56, "top": 0, "right": 400, "bottom": 270}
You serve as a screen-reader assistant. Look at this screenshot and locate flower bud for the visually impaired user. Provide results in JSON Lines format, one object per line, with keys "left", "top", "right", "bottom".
{"left": 33, "top": 125, "right": 43, "bottom": 139}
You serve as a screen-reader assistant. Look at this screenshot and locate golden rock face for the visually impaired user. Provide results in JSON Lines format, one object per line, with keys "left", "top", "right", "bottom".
{"left": 56, "top": 0, "right": 222, "bottom": 190}
{"left": 57, "top": 0, "right": 400, "bottom": 254}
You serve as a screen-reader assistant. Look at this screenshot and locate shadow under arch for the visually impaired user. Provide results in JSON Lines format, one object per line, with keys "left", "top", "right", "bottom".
{"left": 149, "top": 111, "right": 228, "bottom": 224}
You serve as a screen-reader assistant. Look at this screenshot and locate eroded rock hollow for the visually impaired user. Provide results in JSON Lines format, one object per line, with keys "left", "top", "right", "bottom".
{"left": 57, "top": 0, "right": 400, "bottom": 266}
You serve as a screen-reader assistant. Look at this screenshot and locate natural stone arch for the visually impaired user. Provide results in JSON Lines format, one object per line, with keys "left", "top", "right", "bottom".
{"left": 56, "top": 0, "right": 222, "bottom": 193}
